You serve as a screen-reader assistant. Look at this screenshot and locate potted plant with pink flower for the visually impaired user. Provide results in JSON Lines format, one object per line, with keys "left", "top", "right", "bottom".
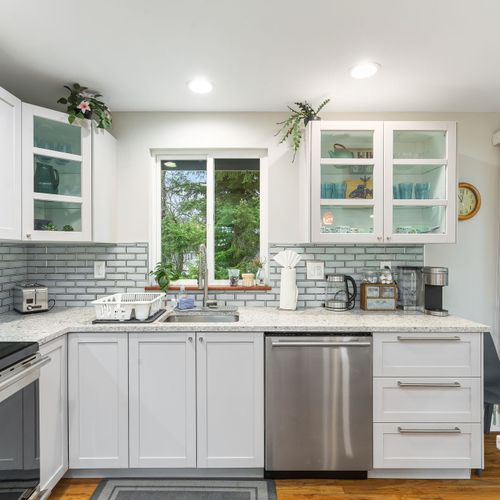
{"left": 57, "top": 83, "right": 112, "bottom": 129}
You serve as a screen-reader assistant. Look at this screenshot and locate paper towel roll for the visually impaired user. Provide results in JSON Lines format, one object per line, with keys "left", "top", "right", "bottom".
{"left": 279, "top": 268, "right": 298, "bottom": 310}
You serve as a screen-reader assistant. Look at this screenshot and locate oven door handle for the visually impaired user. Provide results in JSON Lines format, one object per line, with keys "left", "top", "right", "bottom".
{"left": 271, "top": 341, "right": 371, "bottom": 347}
{"left": 0, "top": 355, "right": 50, "bottom": 393}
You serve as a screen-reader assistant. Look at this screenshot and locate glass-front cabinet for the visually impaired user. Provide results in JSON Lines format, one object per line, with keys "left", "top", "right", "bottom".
{"left": 22, "top": 104, "right": 91, "bottom": 241}
{"left": 311, "top": 122, "right": 384, "bottom": 243}
{"left": 384, "top": 122, "right": 456, "bottom": 243}
{"left": 308, "top": 121, "right": 456, "bottom": 244}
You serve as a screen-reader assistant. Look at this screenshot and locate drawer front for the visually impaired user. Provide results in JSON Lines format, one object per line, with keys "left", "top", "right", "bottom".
{"left": 373, "top": 378, "right": 481, "bottom": 423}
{"left": 373, "top": 333, "right": 481, "bottom": 377}
{"left": 373, "top": 423, "right": 482, "bottom": 469}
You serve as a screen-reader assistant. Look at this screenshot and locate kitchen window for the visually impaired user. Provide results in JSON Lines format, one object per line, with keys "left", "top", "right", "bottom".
{"left": 151, "top": 152, "right": 268, "bottom": 285}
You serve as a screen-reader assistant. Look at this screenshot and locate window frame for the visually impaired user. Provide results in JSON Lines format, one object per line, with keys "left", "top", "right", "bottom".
{"left": 150, "top": 149, "right": 268, "bottom": 286}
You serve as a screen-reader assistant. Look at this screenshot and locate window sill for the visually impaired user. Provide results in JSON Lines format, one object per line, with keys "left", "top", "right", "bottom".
{"left": 145, "top": 285, "right": 272, "bottom": 292}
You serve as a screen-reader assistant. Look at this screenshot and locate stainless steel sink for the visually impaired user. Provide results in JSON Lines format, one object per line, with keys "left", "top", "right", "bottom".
{"left": 163, "top": 308, "right": 239, "bottom": 323}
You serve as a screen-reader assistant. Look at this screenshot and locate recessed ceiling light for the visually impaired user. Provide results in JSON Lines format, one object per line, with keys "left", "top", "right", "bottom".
{"left": 188, "top": 77, "right": 213, "bottom": 94}
{"left": 350, "top": 62, "right": 380, "bottom": 79}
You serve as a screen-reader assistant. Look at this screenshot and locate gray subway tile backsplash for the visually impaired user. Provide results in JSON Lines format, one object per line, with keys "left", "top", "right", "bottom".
{"left": 0, "top": 241, "right": 424, "bottom": 312}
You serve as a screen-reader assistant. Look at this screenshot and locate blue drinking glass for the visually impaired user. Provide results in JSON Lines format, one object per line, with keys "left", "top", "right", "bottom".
{"left": 398, "top": 183, "right": 414, "bottom": 199}
{"left": 415, "top": 182, "right": 430, "bottom": 199}
{"left": 331, "top": 182, "right": 346, "bottom": 199}
{"left": 393, "top": 185, "right": 400, "bottom": 199}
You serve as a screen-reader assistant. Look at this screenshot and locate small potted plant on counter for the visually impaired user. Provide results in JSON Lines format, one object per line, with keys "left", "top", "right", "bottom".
{"left": 150, "top": 262, "right": 173, "bottom": 293}
{"left": 276, "top": 98, "right": 330, "bottom": 161}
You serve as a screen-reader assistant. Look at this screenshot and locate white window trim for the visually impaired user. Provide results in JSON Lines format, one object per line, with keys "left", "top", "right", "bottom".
{"left": 149, "top": 149, "right": 269, "bottom": 286}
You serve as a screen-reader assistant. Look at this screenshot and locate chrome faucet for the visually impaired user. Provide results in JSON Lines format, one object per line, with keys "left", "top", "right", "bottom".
{"left": 198, "top": 244, "right": 209, "bottom": 308}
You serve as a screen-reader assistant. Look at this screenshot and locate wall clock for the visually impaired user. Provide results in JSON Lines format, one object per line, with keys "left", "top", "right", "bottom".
{"left": 458, "top": 182, "right": 481, "bottom": 221}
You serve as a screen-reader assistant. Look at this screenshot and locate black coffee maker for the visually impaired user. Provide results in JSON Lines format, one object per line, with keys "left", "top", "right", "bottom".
{"left": 422, "top": 267, "right": 448, "bottom": 316}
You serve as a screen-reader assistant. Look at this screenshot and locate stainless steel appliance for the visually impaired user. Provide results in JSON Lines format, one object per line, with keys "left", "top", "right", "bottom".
{"left": 324, "top": 274, "right": 357, "bottom": 311}
{"left": 0, "top": 342, "right": 50, "bottom": 499}
{"left": 14, "top": 284, "right": 50, "bottom": 314}
{"left": 265, "top": 334, "right": 372, "bottom": 478}
{"left": 396, "top": 266, "right": 424, "bottom": 311}
{"left": 423, "top": 266, "right": 449, "bottom": 316}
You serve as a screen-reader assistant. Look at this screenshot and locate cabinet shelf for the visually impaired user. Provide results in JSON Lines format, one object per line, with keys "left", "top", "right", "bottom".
{"left": 393, "top": 199, "right": 448, "bottom": 207}
{"left": 320, "top": 198, "right": 375, "bottom": 206}
{"left": 33, "top": 147, "right": 82, "bottom": 163}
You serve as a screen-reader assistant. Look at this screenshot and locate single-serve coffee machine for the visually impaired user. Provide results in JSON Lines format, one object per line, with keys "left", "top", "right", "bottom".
{"left": 422, "top": 266, "right": 448, "bottom": 316}
{"left": 396, "top": 266, "right": 449, "bottom": 316}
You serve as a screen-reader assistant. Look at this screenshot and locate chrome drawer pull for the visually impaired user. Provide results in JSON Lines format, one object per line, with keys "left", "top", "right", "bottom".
{"left": 397, "top": 335, "right": 461, "bottom": 342}
{"left": 398, "top": 426, "right": 461, "bottom": 434}
{"left": 271, "top": 341, "right": 371, "bottom": 347}
{"left": 397, "top": 381, "right": 461, "bottom": 388}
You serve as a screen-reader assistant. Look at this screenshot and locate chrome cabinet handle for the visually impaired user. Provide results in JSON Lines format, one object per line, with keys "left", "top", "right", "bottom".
{"left": 397, "top": 381, "right": 461, "bottom": 388}
{"left": 398, "top": 426, "right": 461, "bottom": 434}
{"left": 377, "top": 236, "right": 382, "bottom": 241}
{"left": 271, "top": 341, "right": 371, "bottom": 347}
{"left": 188, "top": 336, "right": 193, "bottom": 342}
{"left": 199, "top": 337, "right": 204, "bottom": 343}
{"left": 397, "top": 335, "right": 461, "bottom": 342}
{"left": 386, "top": 236, "right": 391, "bottom": 240}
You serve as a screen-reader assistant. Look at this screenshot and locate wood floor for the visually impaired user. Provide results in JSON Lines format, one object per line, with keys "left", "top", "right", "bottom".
{"left": 50, "top": 433, "right": 500, "bottom": 500}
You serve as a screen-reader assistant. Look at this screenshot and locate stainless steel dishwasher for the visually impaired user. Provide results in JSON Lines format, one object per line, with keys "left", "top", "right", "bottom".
{"left": 265, "top": 334, "right": 372, "bottom": 478}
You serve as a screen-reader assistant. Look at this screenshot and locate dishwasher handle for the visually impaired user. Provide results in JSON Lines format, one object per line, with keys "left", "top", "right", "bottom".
{"left": 271, "top": 340, "right": 371, "bottom": 347}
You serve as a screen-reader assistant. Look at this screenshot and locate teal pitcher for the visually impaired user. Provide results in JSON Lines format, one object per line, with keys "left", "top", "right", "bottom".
{"left": 34, "top": 162, "right": 59, "bottom": 194}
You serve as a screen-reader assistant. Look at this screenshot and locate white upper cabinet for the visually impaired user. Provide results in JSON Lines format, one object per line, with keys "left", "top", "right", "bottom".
{"left": 384, "top": 121, "right": 456, "bottom": 244}
{"left": 305, "top": 120, "right": 457, "bottom": 244}
{"left": 310, "top": 121, "right": 384, "bottom": 243}
{"left": 22, "top": 104, "right": 92, "bottom": 241}
{"left": 0, "top": 87, "right": 22, "bottom": 240}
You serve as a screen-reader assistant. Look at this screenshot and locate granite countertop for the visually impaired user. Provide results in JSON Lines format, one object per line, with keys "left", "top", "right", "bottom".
{"left": 0, "top": 306, "right": 489, "bottom": 346}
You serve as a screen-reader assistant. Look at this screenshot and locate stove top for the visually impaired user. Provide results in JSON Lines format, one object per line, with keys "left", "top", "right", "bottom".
{"left": 0, "top": 342, "right": 39, "bottom": 372}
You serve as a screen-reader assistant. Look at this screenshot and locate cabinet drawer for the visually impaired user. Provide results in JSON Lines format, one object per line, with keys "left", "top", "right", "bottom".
{"left": 373, "top": 333, "right": 481, "bottom": 377}
{"left": 373, "top": 378, "right": 481, "bottom": 423}
{"left": 373, "top": 423, "right": 482, "bottom": 469}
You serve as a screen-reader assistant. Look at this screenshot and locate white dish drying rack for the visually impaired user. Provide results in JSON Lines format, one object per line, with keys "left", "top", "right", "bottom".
{"left": 92, "top": 292, "right": 165, "bottom": 321}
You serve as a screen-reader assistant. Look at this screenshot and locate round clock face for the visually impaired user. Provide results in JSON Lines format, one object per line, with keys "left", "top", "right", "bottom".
{"left": 458, "top": 183, "right": 481, "bottom": 220}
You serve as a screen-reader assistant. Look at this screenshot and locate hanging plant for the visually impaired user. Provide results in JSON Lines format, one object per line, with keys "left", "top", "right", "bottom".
{"left": 276, "top": 99, "right": 330, "bottom": 161}
{"left": 57, "top": 83, "right": 112, "bottom": 129}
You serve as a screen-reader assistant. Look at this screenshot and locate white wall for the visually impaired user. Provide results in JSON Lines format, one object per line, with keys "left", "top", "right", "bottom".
{"left": 112, "top": 111, "right": 500, "bottom": 334}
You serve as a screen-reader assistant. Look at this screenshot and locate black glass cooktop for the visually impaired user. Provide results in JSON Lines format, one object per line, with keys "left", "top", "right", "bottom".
{"left": 0, "top": 342, "right": 38, "bottom": 372}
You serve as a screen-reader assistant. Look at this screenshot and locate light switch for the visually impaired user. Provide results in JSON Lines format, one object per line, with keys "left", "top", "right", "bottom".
{"left": 306, "top": 261, "right": 325, "bottom": 280}
{"left": 94, "top": 261, "right": 106, "bottom": 279}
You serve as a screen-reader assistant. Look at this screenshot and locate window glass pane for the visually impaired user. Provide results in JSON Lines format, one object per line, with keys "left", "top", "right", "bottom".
{"left": 393, "top": 131, "right": 446, "bottom": 159}
{"left": 320, "top": 205, "right": 374, "bottom": 234}
{"left": 161, "top": 160, "right": 206, "bottom": 279}
{"left": 214, "top": 159, "right": 260, "bottom": 280}
{"left": 393, "top": 206, "right": 446, "bottom": 234}
{"left": 34, "top": 200, "right": 81, "bottom": 231}
{"left": 34, "top": 155, "right": 81, "bottom": 197}
{"left": 34, "top": 116, "right": 82, "bottom": 155}
{"left": 321, "top": 130, "right": 374, "bottom": 159}
{"left": 321, "top": 164, "right": 374, "bottom": 199}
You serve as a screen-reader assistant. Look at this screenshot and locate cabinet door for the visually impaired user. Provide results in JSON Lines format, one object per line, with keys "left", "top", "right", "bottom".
{"left": 92, "top": 125, "right": 117, "bottom": 243}
{"left": 383, "top": 121, "right": 457, "bottom": 243}
{"left": 39, "top": 336, "right": 68, "bottom": 493}
{"left": 196, "top": 332, "right": 264, "bottom": 468}
{"left": 0, "top": 86, "right": 21, "bottom": 240}
{"left": 129, "top": 333, "right": 196, "bottom": 467}
{"left": 310, "top": 121, "right": 384, "bottom": 243}
{"left": 68, "top": 333, "right": 128, "bottom": 468}
{"left": 22, "top": 103, "right": 92, "bottom": 242}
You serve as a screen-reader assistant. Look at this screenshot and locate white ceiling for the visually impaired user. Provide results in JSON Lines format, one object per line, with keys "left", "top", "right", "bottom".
{"left": 1, "top": 0, "right": 500, "bottom": 112}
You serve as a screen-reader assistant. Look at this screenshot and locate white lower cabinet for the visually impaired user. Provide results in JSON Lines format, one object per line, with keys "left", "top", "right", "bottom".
{"left": 129, "top": 333, "right": 196, "bottom": 467}
{"left": 196, "top": 332, "right": 264, "bottom": 468}
{"left": 372, "top": 332, "right": 483, "bottom": 472}
{"left": 68, "top": 333, "right": 128, "bottom": 468}
{"left": 39, "top": 336, "right": 68, "bottom": 493}
{"left": 373, "top": 423, "right": 482, "bottom": 469}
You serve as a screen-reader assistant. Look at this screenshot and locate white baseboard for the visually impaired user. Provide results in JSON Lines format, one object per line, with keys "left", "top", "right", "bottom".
{"left": 65, "top": 468, "right": 264, "bottom": 479}
{"left": 368, "top": 468, "right": 471, "bottom": 479}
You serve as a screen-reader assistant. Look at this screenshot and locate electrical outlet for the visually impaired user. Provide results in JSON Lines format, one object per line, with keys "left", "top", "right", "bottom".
{"left": 380, "top": 261, "right": 392, "bottom": 270}
{"left": 94, "top": 261, "right": 106, "bottom": 279}
{"left": 306, "top": 261, "right": 325, "bottom": 280}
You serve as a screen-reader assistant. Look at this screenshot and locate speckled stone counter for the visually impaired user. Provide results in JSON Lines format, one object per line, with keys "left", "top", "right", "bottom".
{"left": 0, "top": 306, "right": 489, "bottom": 346}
